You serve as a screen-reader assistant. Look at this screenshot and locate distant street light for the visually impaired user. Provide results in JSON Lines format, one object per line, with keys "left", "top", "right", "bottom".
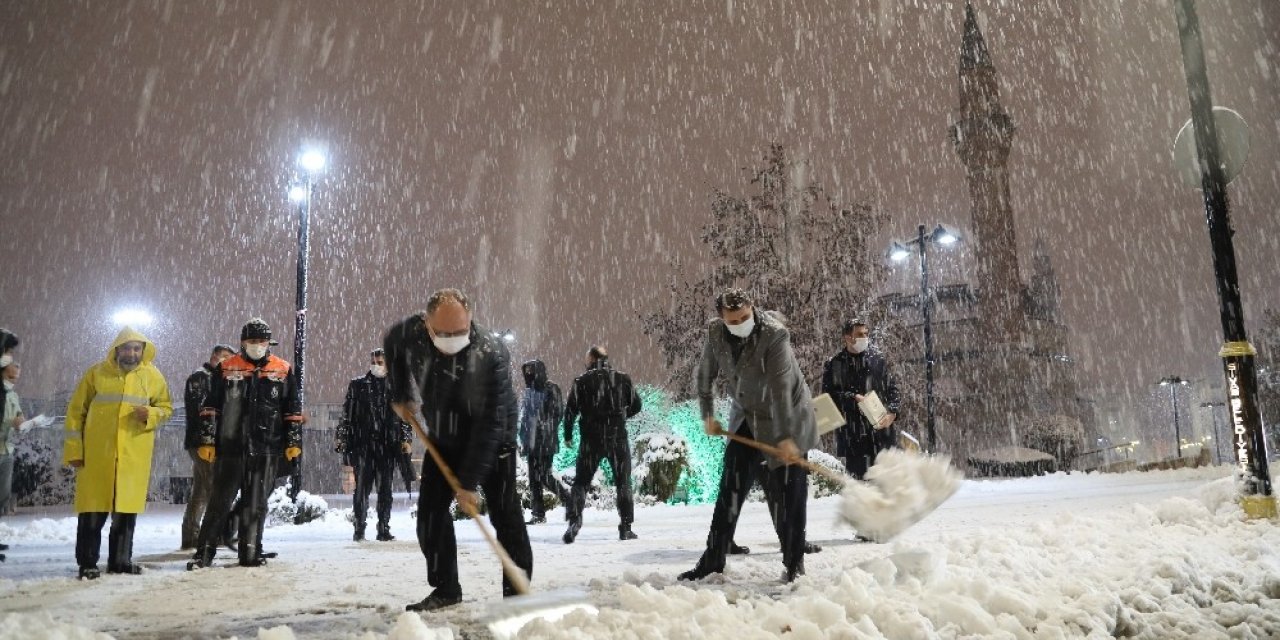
{"left": 1158, "top": 375, "right": 1189, "bottom": 458}
{"left": 288, "top": 146, "right": 326, "bottom": 500}
{"left": 1170, "top": 0, "right": 1273, "bottom": 518}
{"left": 888, "top": 224, "right": 962, "bottom": 453}
{"left": 1199, "top": 401, "right": 1226, "bottom": 465}
{"left": 111, "top": 308, "right": 154, "bottom": 327}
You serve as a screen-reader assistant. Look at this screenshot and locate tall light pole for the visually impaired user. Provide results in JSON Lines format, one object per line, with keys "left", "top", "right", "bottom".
{"left": 288, "top": 148, "right": 325, "bottom": 499}
{"left": 1171, "top": 0, "right": 1273, "bottom": 517}
{"left": 1200, "top": 401, "right": 1225, "bottom": 465}
{"left": 1158, "top": 376, "right": 1189, "bottom": 458}
{"left": 889, "top": 223, "right": 960, "bottom": 453}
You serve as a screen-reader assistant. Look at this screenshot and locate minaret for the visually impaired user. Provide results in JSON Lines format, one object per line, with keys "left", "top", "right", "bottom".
{"left": 950, "top": 2, "right": 1024, "bottom": 343}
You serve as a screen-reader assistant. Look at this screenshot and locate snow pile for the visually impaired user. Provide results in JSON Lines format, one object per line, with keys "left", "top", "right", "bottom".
{"left": 839, "top": 449, "right": 963, "bottom": 542}
{"left": 0, "top": 612, "right": 113, "bottom": 639}
{"left": 0, "top": 517, "right": 77, "bottom": 543}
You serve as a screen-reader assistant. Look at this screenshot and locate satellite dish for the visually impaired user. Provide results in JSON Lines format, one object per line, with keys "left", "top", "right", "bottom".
{"left": 1172, "top": 106, "right": 1250, "bottom": 188}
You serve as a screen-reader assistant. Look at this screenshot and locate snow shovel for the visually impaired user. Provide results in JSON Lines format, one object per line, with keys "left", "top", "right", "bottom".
{"left": 715, "top": 428, "right": 962, "bottom": 542}
{"left": 402, "top": 413, "right": 597, "bottom": 637}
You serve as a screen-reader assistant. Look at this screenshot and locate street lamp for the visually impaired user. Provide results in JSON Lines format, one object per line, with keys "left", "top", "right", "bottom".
{"left": 1158, "top": 376, "right": 1189, "bottom": 458}
{"left": 888, "top": 223, "right": 961, "bottom": 453}
{"left": 111, "top": 308, "right": 154, "bottom": 327}
{"left": 1199, "top": 401, "right": 1226, "bottom": 465}
{"left": 287, "top": 147, "right": 326, "bottom": 499}
{"left": 1170, "top": 0, "right": 1273, "bottom": 517}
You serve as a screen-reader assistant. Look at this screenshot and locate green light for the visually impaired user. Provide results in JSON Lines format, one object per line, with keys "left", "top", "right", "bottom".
{"left": 552, "top": 385, "right": 729, "bottom": 504}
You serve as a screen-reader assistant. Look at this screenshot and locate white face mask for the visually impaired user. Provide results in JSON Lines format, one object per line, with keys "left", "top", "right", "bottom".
{"left": 0, "top": 355, "right": 11, "bottom": 369}
{"left": 726, "top": 314, "right": 755, "bottom": 338}
{"left": 2, "top": 380, "right": 13, "bottom": 391}
{"left": 432, "top": 334, "right": 470, "bottom": 356}
{"left": 852, "top": 337, "right": 870, "bottom": 353}
{"left": 370, "top": 364, "right": 387, "bottom": 378}
{"left": 244, "top": 344, "right": 269, "bottom": 360}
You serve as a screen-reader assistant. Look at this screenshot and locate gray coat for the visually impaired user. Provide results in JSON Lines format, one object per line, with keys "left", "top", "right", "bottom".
{"left": 697, "top": 310, "right": 817, "bottom": 468}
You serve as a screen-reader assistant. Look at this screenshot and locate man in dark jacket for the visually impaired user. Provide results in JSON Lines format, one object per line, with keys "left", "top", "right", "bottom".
{"left": 384, "top": 288, "right": 531, "bottom": 612}
{"left": 337, "top": 348, "right": 412, "bottom": 542}
{"left": 180, "top": 344, "right": 234, "bottom": 550}
{"left": 561, "top": 346, "right": 642, "bottom": 544}
{"left": 821, "top": 319, "right": 900, "bottom": 480}
{"left": 518, "top": 359, "right": 569, "bottom": 524}
{"left": 678, "top": 288, "right": 816, "bottom": 583}
{"left": 189, "top": 319, "right": 303, "bottom": 569}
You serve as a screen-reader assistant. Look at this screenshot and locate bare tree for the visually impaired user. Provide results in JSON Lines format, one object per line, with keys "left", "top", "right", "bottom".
{"left": 643, "top": 144, "right": 892, "bottom": 400}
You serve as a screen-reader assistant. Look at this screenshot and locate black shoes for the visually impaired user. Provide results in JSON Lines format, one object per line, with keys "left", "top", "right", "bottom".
{"left": 186, "top": 547, "right": 216, "bottom": 571}
{"left": 406, "top": 591, "right": 463, "bottom": 612}
{"left": 619, "top": 525, "right": 638, "bottom": 541}
{"left": 526, "top": 515, "right": 547, "bottom": 525}
{"left": 854, "top": 534, "right": 874, "bottom": 543}
{"left": 804, "top": 542, "right": 822, "bottom": 554}
{"left": 784, "top": 562, "right": 806, "bottom": 583}
{"left": 78, "top": 565, "right": 101, "bottom": 580}
{"left": 107, "top": 563, "right": 143, "bottom": 575}
{"left": 239, "top": 556, "right": 268, "bottom": 567}
{"left": 677, "top": 565, "right": 719, "bottom": 581}
{"left": 353, "top": 527, "right": 366, "bottom": 542}
{"left": 0, "top": 542, "right": 9, "bottom": 550}
{"left": 729, "top": 542, "right": 750, "bottom": 555}
{"left": 376, "top": 530, "right": 395, "bottom": 542}
{"left": 562, "top": 521, "right": 581, "bottom": 544}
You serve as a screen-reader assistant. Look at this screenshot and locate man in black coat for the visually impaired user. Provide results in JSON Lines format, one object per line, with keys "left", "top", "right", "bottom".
{"left": 337, "top": 348, "right": 412, "bottom": 542}
{"left": 384, "top": 288, "right": 531, "bottom": 612}
{"left": 180, "top": 344, "right": 234, "bottom": 550}
{"left": 821, "top": 319, "right": 901, "bottom": 480}
{"left": 518, "top": 359, "right": 569, "bottom": 524}
{"left": 189, "top": 319, "right": 303, "bottom": 569}
{"left": 561, "top": 346, "right": 642, "bottom": 544}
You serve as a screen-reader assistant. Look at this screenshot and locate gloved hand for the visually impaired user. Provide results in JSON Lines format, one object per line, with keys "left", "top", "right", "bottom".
{"left": 197, "top": 446, "right": 216, "bottom": 463}
{"left": 285, "top": 446, "right": 302, "bottom": 461}
{"left": 401, "top": 442, "right": 412, "bottom": 454}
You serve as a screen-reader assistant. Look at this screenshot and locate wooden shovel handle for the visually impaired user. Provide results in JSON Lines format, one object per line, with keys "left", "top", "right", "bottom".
{"left": 717, "top": 429, "right": 849, "bottom": 485}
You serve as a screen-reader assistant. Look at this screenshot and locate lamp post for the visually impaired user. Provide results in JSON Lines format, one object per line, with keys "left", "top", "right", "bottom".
{"left": 1199, "top": 401, "right": 1225, "bottom": 465}
{"left": 889, "top": 224, "right": 960, "bottom": 453}
{"left": 1158, "top": 376, "right": 1189, "bottom": 458}
{"left": 1171, "top": 0, "right": 1273, "bottom": 517}
{"left": 287, "top": 148, "right": 326, "bottom": 499}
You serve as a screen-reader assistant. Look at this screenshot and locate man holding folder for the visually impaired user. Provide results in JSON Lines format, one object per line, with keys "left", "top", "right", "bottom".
{"left": 821, "top": 319, "right": 900, "bottom": 480}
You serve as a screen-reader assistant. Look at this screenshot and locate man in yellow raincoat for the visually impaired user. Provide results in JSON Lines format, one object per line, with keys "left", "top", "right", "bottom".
{"left": 63, "top": 326, "right": 173, "bottom": 580}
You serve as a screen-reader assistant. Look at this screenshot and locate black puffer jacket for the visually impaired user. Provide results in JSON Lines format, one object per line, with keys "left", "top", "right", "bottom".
{"left": 563, "top": 358, "right": 641, "bottom": 445}
{"left": 383, "top": 315, "right": 517, "bottom": 491}
{"left": 336, "top": 371, "right": 411, "bottom": 461}
{"left": 200, "top": 352, "right": 304, "bottom": 456}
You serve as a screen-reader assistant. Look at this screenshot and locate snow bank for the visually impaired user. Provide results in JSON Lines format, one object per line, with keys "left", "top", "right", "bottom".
{"left": 839, "top": 449, "right": 963, "bottom": 542}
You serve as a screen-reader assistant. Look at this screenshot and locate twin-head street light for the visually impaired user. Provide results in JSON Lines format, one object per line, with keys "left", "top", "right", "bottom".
{"left": 286, "top": 146, "right": 326, "bottom": 499}
{"left": 1199, "top": 400, "right": 1226, "bottom": 465}
{"left": 887, "top": 223, "right": 961, "bottom": 453}
{"left": 1158, "top": 375, "right": 1190, "bottom": 458}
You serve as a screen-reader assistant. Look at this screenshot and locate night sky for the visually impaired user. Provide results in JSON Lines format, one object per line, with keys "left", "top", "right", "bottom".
{"left": 1, "top": 1, "right": 1277, "bottom": 428}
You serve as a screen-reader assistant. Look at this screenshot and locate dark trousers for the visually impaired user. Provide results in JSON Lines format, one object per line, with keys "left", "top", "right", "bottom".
{"left": 527, "top": 451, "right": 569, "bottom": 518}
{"left": 353, "top": 454, "right": 396, "bottom": 533}
{"left": 181, "top": 448, "right": 215, "bottom": 549}
{"left": 76, "top": 512, "right": 137, "bottom": 570}
{"left": 843, "top": 427, "right": 897, "bottom": 480}
{"left": 567, "top": 439, "right": 634, "bottom": 527}
{"left": 694, "top": 426, "right": 808, "bottom": 573}
{"left": 416, "top": 447, "right": 532, "bottom": 598}
{"left": 196, "top": 453, "right": 279, "bottom": 563}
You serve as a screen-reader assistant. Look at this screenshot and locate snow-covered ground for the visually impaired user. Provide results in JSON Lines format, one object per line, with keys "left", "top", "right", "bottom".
{"left": 1, "top": 465, "right": 1277, "bottom": 639}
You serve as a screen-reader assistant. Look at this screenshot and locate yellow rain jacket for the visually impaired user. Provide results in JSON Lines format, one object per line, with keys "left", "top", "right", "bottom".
{"left": 63, "top": 327, "right": 173, "bottom": 513}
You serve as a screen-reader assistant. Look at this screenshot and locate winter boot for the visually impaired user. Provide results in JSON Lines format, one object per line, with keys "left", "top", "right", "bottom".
{"left": 618, "top": 524, "right": 638, "bottom": 541}
{"left": 406, "top": 590, "right": 463, "bottom": 612}
{"left": 78, "top": 565, "right": 101, "bottom": 580}
{"left": 107, "top": 563, "right": 143, "bottom": 575}
{"left": 804, "top": 542, "right": 822, "bottom": 554}
{"left": 186, "top": 546, "right": 216, "bottom": 571}
{"left": 677, "top": 563, "right": 719, "bottom": 581}
{"left": 784, "top": 561, "right": 806, "bottom": 583}
{"left": 376, "top": 524, "right": 395, "bottom": 542}
{"left": 526, "top": 514, "right": 547, "bottom": 525}
{"left": 728, "top": 541, "right": 750, "bottom": 555}
{"left": 562, "top": 521, "right": 581, "bottom": 544}
{"left": 353, "top": 525, "right": 366, "bottom": 542}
